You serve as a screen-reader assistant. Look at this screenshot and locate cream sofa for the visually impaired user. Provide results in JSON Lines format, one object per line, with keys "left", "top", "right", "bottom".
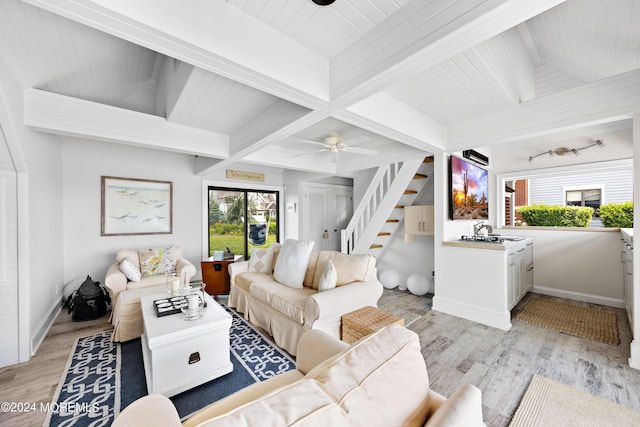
{"left": 228, "top": 249, "right": 383, "bottom": 355}
{"left": 112, "top": 325, "right": 486, "bottom": 427}
{"left": 105, "top": 245, "right": 196, "bottom": 342}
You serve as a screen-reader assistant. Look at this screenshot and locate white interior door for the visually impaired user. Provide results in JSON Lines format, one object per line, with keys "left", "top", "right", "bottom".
{"left": 303, "top": 185, "right": 329, "bottom": 251}
{"left": 330, "top": 188, "right": 352, "bottom": 251}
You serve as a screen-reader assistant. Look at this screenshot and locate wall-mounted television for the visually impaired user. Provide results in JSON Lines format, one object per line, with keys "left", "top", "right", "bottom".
{"left": 449, "top": 155, "right": 489, "bottom": 220}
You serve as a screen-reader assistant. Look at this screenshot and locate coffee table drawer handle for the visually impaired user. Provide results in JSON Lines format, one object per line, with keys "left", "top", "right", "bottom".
{"left": 189, "top": 352, "right": 201, "bottom": 365}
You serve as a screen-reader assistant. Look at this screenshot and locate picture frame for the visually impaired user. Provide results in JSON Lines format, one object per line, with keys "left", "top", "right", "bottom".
{"left": 101, "top": 176, "right": 173, "bottom": 236}
{"left": 449, "top": 155, "right": 489, "bottom": 220}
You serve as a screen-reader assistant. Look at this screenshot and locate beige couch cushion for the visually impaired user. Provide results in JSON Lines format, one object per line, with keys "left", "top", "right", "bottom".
{"left": 195, "top": 379, "right": 350, "bottom": 427}
{"left": 234, "top": 272, "right": 273, "bottom": 293}
{"left": 250, "top": 281, "right": 317, "bottom": 324}
{"left": 312, "top": 251, "right": 375, "bottom": 289}
{"left": 424, "top": 384, "right": 484, "bottom": 427}
{"left": 184, "top": 370, "right": 304, "bottom": 427}
{"left": 305, "top": 325, "right": 431, "bottom": 426}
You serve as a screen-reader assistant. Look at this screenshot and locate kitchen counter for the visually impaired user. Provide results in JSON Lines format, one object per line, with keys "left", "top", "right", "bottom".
{"left": 443, "top": 237, "right": 532, "bottom": 251}
{"left": 621, "top": 228, "right": 633, "bottom": 243}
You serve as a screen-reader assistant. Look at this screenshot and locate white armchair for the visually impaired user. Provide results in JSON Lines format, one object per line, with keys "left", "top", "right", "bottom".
{"left": 104, "top": 245, "right": 196, "bottom": 303}
{"left": 105, "top": 245, "right": 196, "bottom": 342}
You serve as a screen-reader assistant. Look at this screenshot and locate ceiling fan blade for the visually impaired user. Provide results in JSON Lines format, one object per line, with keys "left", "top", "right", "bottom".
{"left": 292, "top": 148, "right": 328, "bottom": 158}
{"left": 340, "top": 135, "right": 370, "bottom": 146}
{"left": 299, "top": 140, "right": 328, "bottom": 148}
{"left": 343, "top": 146, "right": 379, "bottom": 156}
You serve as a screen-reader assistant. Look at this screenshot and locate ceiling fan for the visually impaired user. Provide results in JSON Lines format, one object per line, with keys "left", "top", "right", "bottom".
{"left": 293, "top": 134, "right": 378, "bottom": 163}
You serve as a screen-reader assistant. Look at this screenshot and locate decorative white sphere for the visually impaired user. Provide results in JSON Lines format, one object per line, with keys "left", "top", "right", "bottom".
{"left": 407, "top": 273, "right": 430, "bottom": 296}
{"left": 379, "top": 269, "right": 400, "bottom": 289}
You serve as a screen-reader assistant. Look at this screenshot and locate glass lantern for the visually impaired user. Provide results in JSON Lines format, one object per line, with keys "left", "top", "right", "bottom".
{"left": 165, "top": 270, "right": 180, "bottom": 298}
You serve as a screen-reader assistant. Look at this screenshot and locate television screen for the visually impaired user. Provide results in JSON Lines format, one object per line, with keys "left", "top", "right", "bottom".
{"left": 450, "top": 155, "right": 489, "bottom": 220}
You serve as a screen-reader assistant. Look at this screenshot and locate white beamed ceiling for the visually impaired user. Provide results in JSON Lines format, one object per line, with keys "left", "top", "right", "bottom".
{"left": 3, "top": 0, "right": 640, "bottom": 176}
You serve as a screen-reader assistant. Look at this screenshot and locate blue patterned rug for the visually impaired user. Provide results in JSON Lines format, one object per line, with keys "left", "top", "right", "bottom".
{"left": 45, "top": 305, "right": 295, "bottom": 426}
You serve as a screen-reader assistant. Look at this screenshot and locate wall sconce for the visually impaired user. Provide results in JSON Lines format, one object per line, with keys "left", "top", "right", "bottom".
{"left": 528, "top": 139, "right": 604, "bottom": 163}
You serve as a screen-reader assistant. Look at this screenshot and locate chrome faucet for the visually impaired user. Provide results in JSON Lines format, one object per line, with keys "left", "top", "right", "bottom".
{"left": 473, "top": 221, "right": 493, "bottom": 238}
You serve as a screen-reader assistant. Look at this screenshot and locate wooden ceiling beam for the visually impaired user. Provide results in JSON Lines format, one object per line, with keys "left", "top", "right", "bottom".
{"left": 22, "top": 0, "right": 329, "bottom": 110}
{"left": 23, "top": 89, "right": 229, "bottom": 157}
{"left": 331, "top": 0, "right": 565, "bottom": 108}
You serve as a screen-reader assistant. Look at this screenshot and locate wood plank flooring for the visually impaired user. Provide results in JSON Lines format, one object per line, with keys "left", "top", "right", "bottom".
{"left": 0, "top": 307, "right": 111, "bottom": 427}
{"left": 379, "top": 289, "right": 640, "bottom": 426}
{"left": 2, "top": 290, "right": 639, "bottom": 427}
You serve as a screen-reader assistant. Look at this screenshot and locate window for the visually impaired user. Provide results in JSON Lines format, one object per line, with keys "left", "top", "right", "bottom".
{"left": 208, "top": 187, "right": 279, "bottom": 259}
{"left": 497, "top": 159, "right": 632, "bottom": 228}
{"left": 566, "top": 189, "right": 601, "bottom": 210}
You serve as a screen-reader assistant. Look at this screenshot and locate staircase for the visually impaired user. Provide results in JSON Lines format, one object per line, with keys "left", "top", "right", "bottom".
{"left": 341, "top": 157, "right": 433, "bottom": 254}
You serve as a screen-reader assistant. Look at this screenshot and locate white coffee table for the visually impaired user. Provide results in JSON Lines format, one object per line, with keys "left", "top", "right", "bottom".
{"left": 140, "top": 292, "right": 233, "bottom": 397}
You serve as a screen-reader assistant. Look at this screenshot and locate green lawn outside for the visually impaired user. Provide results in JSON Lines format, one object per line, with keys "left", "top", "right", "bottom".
{"left": 209, "top": 234, "right": 277, "bottom": 259}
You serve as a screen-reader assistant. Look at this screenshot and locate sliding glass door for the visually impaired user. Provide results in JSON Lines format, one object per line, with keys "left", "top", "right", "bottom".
{"left": 207, "top": 187, "right": 278, "bottom": 259}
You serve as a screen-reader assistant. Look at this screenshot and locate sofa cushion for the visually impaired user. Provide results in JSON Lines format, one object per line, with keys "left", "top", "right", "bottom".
{"left": 119, "top": 258, "right": 141, "bottom": 282}
{"left": 424, "top": 384, "right": 484, "bottom": 427}
{"left": 318, "top": 260, "right": 337, "bottom": 292}
{"left": 235, "top": 272, "right": 273, "bottom": 293}
{"left": 248, "top": 247, "right": 274, "bottom": 273}
{"left": 273, "top": 239, "right": 315, "bottom": 289}
{"left": 250, "top": 281, "right": 316, "bottom": 324}
{"left": 304, "top": 252, "right": 319, "bottom": 288}
{"left": 312, "top": 251, "right": 375, "bottom": 289}
{"left": 138, "top": 245, "right": 178, "bottom": 277}
{"left": 305, "top": 325, "right": 431, "bottom": 426}
{"left": 195, "top": 379, "right": 349, "bottom": 427}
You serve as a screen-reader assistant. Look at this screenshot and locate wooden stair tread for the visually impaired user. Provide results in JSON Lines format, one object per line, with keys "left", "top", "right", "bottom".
{"left": 423, "top": 157, "right": 434, "bottom": 163}
{"left": 377, "top": 232, "right": 391, "bottom": 236}
{"left": 413, "top": 173, "right": 428, "bottom": 179}
{"left": 386, "top": 219, "right": 400, "bottom": 223}
{"left": 395, "top": 205, "right": 404, "bottom": 209}
{"left": 403, "top": 189, "right": 417, "bottom": 194}
{"left": 370, "top": 244, "right": 383, "bottom": 249}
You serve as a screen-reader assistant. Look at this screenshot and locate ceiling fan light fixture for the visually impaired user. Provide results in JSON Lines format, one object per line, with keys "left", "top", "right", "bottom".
{"left": 311, "top": 0, "right": 336, "bottom": 5}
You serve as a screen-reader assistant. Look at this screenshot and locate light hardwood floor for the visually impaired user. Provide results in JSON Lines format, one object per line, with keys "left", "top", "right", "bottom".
{"left": 379, "top": 289, "right": 640, "bottom": 426}
{"left": 0, "top": 308, "right": 111, "bottom": 427}
{"left": 2, "top": 291, "right": 639, "bottom": 427}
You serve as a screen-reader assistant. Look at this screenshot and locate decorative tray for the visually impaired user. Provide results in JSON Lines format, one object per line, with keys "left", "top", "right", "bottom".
{"left": 153, "top": 295, "right": 207, "bottom": 317}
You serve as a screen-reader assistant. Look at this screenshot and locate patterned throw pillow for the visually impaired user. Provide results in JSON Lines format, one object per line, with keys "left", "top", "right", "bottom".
{"left": 318, "top": 259, "right": 337, "bottom": 292}
{"left": 138, "top": 245, "right": 178, "bottom": 277}
{"left": 119, "top": 257, "right": 141, "bottom": 282}
{"left": 248, "top": 247, "right": 274, "bottom": 273}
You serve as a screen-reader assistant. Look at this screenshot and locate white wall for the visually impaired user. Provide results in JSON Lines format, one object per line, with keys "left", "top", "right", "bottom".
{"left": 375, "top": 161, "right": 435, "bottom": 289}
{"left": 0, "top": 59, "right": 65, "bottom": 360}
{"left": 62, "top": 137, "right": 203, "bottom": 286}
{"left": 495, "top": 227, "right": 623, "bottom": 306}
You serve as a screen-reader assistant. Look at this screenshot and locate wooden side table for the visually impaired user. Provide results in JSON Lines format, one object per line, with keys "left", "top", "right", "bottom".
{"left": 201, "top": 259, "right": 235, "bottom": 295}
{"left": 341, "top": 306, "right": 405, "bottom": 344}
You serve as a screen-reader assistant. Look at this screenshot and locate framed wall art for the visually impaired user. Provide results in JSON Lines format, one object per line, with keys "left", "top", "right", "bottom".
{"left": 101, "top": 176, "right": 173, "bottom": 236}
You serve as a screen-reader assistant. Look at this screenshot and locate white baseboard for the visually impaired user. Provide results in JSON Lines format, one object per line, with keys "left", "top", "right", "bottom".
{"left": 530, "top": 286, "right": 625, "bottom": 309}
{"left": 432, "top": 296, "right": 512, "bottom": 331}
{"left": 630, "top": 340, "right": 640, "bottom": 370}
{"left": 31, "top": 301, "right": 62, "bottom": 357}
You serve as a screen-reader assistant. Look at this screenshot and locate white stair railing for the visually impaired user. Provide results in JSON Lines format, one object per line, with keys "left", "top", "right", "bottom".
{"left": 341, "top": 158, "right": 424, "bottom": 254}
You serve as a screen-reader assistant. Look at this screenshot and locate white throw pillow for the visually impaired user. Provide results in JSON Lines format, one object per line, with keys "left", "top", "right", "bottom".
{"left": 119, "top": 257, "right": 141, "bottom": 282}
{"left": 248, "top": 247, "right": 274, "bottom": 273}
{"left": 273, "top": 239, "right": 315, "bottom": 289}
{"left": 318, "top": 260, "right": 337, "bottom": 292}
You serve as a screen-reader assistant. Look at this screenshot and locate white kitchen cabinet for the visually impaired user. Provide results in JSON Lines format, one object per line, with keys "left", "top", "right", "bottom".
{"left": 439, "top": 237, "right": 534, "bottom": 330}
{"left": 621, "top": 235, "right": 634, "bottom": 333}
{"left": 508, "top": 241, "right": 534, "bottom": 310}
{"left": 404, "top": 205, "right": 434, "bottom": 237}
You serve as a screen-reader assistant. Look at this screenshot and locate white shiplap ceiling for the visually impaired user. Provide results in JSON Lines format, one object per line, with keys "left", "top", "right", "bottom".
{"left": 2, "top": 0, "right": 639, "bottom": 176}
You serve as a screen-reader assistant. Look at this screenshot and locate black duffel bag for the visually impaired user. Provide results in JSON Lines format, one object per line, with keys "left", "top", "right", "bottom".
{"left": 68, "top": 275, "right": 111, "bottom": 321}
